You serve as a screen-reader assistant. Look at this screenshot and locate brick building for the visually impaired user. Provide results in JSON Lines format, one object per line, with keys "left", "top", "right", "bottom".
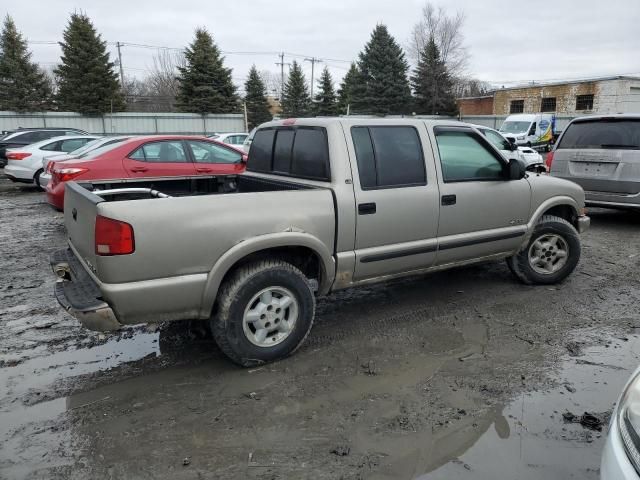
{"left": 457, "top": 75, "right": 640, "bottom": 116}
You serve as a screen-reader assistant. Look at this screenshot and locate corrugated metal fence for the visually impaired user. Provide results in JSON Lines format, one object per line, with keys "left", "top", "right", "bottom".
{"left": 0, "top": 112, "right": 246, "bottom": 135}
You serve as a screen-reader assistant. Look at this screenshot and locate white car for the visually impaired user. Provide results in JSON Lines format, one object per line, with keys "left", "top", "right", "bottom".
{"left": 601, "top": 366, "right": 640, "bottom": 479}
{"left": 472, "top": 125, "right": 544, "bottom": 168}
{"left": 4, "top": 135, "right": 98, "bottom": 187}
{"left": 38, "top": 136, "right": 130, "bottom": 189}
{"left": 208, "top": 132, "right": 249, "bottom": 146}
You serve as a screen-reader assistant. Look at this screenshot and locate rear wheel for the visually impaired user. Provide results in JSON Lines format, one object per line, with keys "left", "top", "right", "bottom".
{"left": 507, "top": 215, "right": 581, "bottom": 285}
{"left": 33, "top": 169, "right": 43, "bottom": 188}
{"left": 211, "top": 259, "right": 315, "bottom": 367}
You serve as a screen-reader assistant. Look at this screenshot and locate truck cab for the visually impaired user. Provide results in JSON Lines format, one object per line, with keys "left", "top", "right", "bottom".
{"left": 500, "top": 113, "right": 556, "bottom": 150}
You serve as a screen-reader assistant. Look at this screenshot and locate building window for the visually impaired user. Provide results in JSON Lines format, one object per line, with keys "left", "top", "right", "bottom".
{"left": 510, "top": 100, "right": 524, "bottom": 113}
{"left": 576, "top": 94, "right": 594, "bottom": 111}
{"left": 541, "top": 97, "right": 556, "bottom": 112}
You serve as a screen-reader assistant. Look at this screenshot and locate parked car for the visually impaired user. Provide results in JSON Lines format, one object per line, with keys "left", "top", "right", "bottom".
{"left": 0, "top": 127, "right": 89, "bottom": 167}
{"left": 51, "top": 118, "right": 590, "bottom": 367}
{"left": 601, "top": 365, "right": 640, "bottom": 479}
{"left": 242, "top": 128, "right": 256, "bottom": 153}
{"left": 548, "top": 114, "right": 640, "bottom": 209}
{"left": 208, "top": 132, "right": 249, "bottom": 146}
{"left": 4, "top": 135, "right": 99, "bottom": 187}
{"left": 472, "top": 124, "right": 544, "bottom": 168}
{"left": 499, "top": 113, "right": 558, "bottom": 151}
{"left": 38, "top": 136, "right": 131, "bottom": 190}
{"left": 45, "top": 135, "right": 246, "bottom": 210}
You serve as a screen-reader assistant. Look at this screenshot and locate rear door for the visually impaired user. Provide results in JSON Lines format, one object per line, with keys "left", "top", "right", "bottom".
{"left": 431, "top": 126, "right": 530, "bottom": 265}
{"left": 185, "top": 140, "right": 245, "bottom": 175}
{"left": 551, "top": 118, "right": 640, "bottom": 194}
{"left": 123, "top": 140, "right": 197, "bottom": 178}
{"left": 348, "top": 124, "right": 440, "bottom": 280}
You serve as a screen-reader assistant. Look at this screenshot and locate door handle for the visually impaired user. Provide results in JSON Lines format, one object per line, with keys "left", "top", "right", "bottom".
{"left": 358, "top": 202, "right": 376, "bottom": 215}
{"left": 441, "top": 194, "right": 457, "bottom": 206}
{"left": 196, "top": 168, "right": 212, "bottom": 173}
{"left": 130, "top": 166, "right": 148, "bottom": 173}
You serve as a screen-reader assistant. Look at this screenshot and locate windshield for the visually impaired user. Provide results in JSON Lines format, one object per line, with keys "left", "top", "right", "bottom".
{"left": 481, "top": 129, "right": 511, "bottom": 151}
{"left": 68, "top": 138, "right": 102, "bottom": 155}
{"left": 500, "top": 121, "right": 531, "bottom": 134}
{"left": 77, "top": 139, "right": 127, "bottom": 159}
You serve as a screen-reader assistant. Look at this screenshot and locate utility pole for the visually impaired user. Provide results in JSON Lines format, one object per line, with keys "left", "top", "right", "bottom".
{"left": 275, "top": 52, "right": 290, "bottom": 99}
{"left": 304, "top": 57, "right": 322, "bottom": 98}
{"left": 116, "top": 41, "right": 125, "bottom": 88}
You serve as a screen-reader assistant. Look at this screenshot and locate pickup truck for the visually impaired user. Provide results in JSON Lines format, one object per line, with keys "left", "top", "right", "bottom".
{"left": 52, "top": 118, "right": 591, "bottom": 367}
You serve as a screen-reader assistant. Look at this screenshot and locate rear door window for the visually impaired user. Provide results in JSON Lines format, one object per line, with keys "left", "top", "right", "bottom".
{"left": 129, "top": 141, "right": 188, "bottom": 163}
{"left": 351, "top": 126, "right": 426, "bottom": 189}
{"left": 558, "top": 120, "right": 640, "bottom": 149}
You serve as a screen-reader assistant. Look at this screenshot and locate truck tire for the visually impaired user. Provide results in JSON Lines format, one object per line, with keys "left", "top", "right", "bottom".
{"left": 506, "top": 215, "right": 581, "bottom": 285}
{"left": 211, "top": 259, "right": 315, "bottom": 367}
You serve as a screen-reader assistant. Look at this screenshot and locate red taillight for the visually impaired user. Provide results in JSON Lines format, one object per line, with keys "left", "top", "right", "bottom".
{"left": 53, "top": 167, "right": 88, "bottom": 182}
{"left": 95, "top": 215, "right": 135, "bottom": 256}
{"left": 7, "top": 152, "right": 31, "bottom": 160}
{"left": 545, "top": 151, "right": 555, "bottom": 170}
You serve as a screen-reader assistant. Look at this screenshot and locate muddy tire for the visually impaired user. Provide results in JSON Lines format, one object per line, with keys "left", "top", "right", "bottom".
{"left": 507, "top": 215, "right": 580, "bottom": 285}
{"left": 211, "top": 259, "right": 315, "bottom": 367}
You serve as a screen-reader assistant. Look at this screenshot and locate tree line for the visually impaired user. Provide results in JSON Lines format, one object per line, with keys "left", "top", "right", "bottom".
{"left": 0, "top": 5, "right": 463, "bottom": 129}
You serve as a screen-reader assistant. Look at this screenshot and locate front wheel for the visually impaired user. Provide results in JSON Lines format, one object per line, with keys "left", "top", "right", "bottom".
{"left": 507, "top": 215, "right": 581, "bottom": 285}
{"left": 211, "top": 259, "right": 315, "bottom": 367}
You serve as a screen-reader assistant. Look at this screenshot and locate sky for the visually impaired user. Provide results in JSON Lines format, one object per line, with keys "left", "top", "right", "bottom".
{"left": 3, "top": 0, "right": 640, "bottom": 92}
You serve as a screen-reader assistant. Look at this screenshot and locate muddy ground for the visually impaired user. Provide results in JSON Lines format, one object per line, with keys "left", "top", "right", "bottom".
{"left": 0, "top": 175, "right": 639, "bottom": 480}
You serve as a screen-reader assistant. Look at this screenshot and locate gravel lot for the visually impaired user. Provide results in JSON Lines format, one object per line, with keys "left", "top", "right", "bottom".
{"left": 1, "top": 175, "right": 639, "bottom": 479}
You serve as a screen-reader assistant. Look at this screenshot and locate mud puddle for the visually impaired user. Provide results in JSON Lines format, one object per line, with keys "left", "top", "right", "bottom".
{"left": 419, "top": 333, "right": 639, "bottom": 479}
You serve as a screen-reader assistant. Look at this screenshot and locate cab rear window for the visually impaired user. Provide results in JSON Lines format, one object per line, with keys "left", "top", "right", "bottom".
{"left": 247, "top": 127, "right": 330, "bottom": 181}
{"left": 558, "top": 119, "right": 640, "bottom": 149}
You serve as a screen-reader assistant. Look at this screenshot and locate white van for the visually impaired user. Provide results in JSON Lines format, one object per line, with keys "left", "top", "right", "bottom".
{"left": 499, "top": 113, "right": 557, "bottom": 151}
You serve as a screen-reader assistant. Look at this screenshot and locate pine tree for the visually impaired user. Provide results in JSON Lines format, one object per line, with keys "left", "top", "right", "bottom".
{"left": 0, "top": 15, "right": 52, "bottom": 112}
{"left": 337, "top": 62, "right": 359, "bottom": 115}
{"left": 244, "top": 65, "right": 272, "bottom": 129}
{"left": 280, "top": 60, "right": 311, "bottom": 117}
{"left": 411, "top": 36, "right": 458, "bottom": 116}
{"left": 176, "top": 28, "right": 238, "bottom": 114}
{"left": 54, "top": 13, "right": 124, "bottom": 114}
{"left": 312, "top": 66, "right": 337, "bottom": 116}
{"left": 352, "top": 25, "right": 412, "bottom": 115}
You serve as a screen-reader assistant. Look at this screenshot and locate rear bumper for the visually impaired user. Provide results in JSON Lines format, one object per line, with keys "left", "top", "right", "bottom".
{"left": 4, "top": 163, "right": 35, "bottom": 181}
{"left": 582, "top": 189, "right": 640, "bottom": 209}
{"left": 39, "top": 172, "right": 50, "bottom": 189}
{"left": 50, "top": 248, "right": 122, "bottom": 331}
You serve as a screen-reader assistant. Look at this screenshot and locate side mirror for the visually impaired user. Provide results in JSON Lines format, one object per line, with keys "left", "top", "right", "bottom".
{"left": 508, "top": 158, "right": 526, "bottom": 180}
{"left": 507, "top": 137, "right": 518, "bottom": 151}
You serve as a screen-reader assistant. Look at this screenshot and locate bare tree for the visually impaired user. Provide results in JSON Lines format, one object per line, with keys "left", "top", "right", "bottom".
{"left": 260, "top": 69, "right": 287, "bottom": 100}
{"left": 143, "top": 49, "right": 184, "bottom": 111}
{"left": 453, "top": 78, "right": 493, "bottom": 98}
{"left": 408, "top": 2, "right": 469, "bottom": 77}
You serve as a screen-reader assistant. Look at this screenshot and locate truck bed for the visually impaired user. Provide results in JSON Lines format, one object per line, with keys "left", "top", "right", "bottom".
{"left": 63, "top": 174, "right": 336, "bottom": 325}
{"left": 79, "top": 174, "right": 314, "bottom": 202}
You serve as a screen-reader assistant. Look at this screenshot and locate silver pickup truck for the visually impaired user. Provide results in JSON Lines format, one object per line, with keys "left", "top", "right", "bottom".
{"left": 52, "top": 118, "right": 590, "bottom": 366}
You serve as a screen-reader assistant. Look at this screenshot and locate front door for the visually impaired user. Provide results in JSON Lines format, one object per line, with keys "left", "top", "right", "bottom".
{"left": 348, "top": 124, "right": 440, "bottom": 280}
{"left": 431, "top": 126, "right": 531, "bottom": 266}
{"left": 123, "top": 140, "right": 197, "bottom": 178}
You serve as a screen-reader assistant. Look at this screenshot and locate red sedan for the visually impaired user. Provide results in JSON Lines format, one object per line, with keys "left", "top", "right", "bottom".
{"left": 45, "top": 135, "right": 246, "bottom": 210}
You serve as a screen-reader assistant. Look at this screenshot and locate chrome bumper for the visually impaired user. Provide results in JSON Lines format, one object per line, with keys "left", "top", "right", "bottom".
{"left": 51, "top": 248, "right": 122, "bottom": 331}
{"left": 577, "top": 215, "right": 591, "bottom": 234}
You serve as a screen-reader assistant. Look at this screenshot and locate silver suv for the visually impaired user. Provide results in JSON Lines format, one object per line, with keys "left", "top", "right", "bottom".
{"left": 548, "top": 114, "right": 640, "bottom": 209}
